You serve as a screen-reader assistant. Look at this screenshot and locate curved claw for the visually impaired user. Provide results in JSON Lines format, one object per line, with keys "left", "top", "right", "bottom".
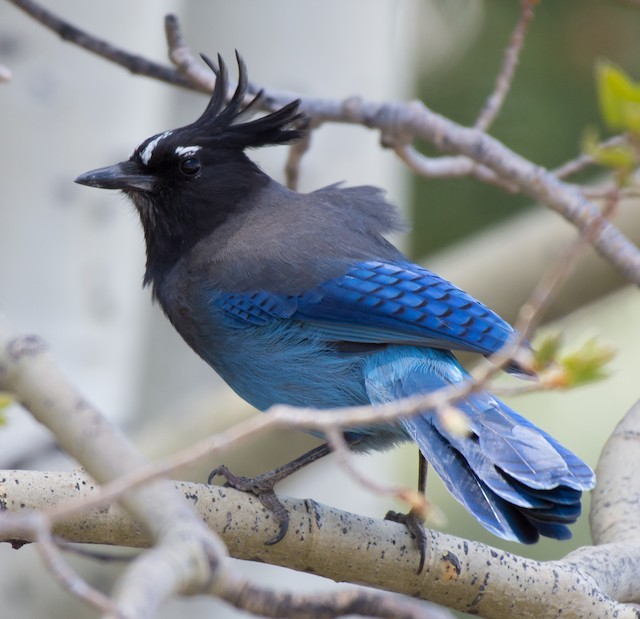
{"left": 208, "top": 463, "right": 291, "bottom": 545}
{"left": 208, "top": 465, "right": 231, "bottom": 486}
{"left": 385, "top": 509, "right": 427, "bottom": 574}
{"left": 259, "top": 490, "right": 290, "bottom": 545}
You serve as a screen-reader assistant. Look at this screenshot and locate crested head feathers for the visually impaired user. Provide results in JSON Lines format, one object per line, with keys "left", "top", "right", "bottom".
{"left": 187, "top": 51, "right": 306, "bottom": 150}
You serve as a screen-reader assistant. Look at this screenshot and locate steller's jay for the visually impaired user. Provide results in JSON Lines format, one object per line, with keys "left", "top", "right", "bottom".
{"left": 76, "top": 54, "right": 595, "bottom": 567}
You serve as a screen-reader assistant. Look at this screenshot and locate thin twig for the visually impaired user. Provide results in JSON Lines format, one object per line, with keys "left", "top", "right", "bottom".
{"left": 325, "top": 427, "right": 430, "bottom": 517}
{"left": 163, "top": 13, "right": 215, "bottom": 93}
{"left": 8, "top": 0, "right": 197, "bottom": 90}
{"left": 554, "top": 135, "right": 629, "bottom": 179}
{"left": 393, "top": 143, "right": 518, "bottom": 191}
{"left": 475, "top": 0, "right": 537, "bottom": 132}
{"left": 36, "top": 524, "right": 119, "bottom": 616}
{"left": 582, "top": 184, "right": 640, "bottom": 199}
{"left": 466, "top": 190, "right": 621, "bottom": 404}
{"left": 285, "top": 130, "right": 314, "bottom": 190}
{"left": 465, "top": 187, "right": 621, "bottom": 398}
{"left": 515, "top": 187, "right": 621, "bottom": 340}
{"left": 163, "top": 14, "right": 262, "bottom": 100}
{"left": 490, "top": 383, "right": 551, "bottom": 397}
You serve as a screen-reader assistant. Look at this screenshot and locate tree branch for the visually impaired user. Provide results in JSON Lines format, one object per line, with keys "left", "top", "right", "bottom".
{"left": 0, "top": 318, "right": 232, "bottom": 618}
{"left": 0, "top": 317, "right": 456, "bottom": 619}
{"left": 590, "top": 399, "right": 640, "bottom": 547}
{"left": 7, "top": 0, "right": 197, "bottom": 90}
{"left": 3, "top": 469, "right": 640, "bottom": 618}
{"left": 392, "top": 143, "right": 518, "bottom": 192}
{"left": 474, "top": 0, "right": 536, "bottom": 132}
{"left": 6, "top": 1, "right": 640, "bottom": 284}
{"left": 553, "top": 136, "right": 630, "bottom": 179}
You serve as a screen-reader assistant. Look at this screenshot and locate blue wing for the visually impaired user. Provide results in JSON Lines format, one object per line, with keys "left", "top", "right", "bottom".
{"left": 215, "top": 260, "right": 515, "bottom": 357}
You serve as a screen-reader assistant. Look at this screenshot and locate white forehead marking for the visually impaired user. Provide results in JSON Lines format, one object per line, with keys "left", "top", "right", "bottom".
{"left": 174, "top": 145, "right": 201, "bottom": 157}
{"left": 139, "top": 130, "right": 173, "bottom": 165}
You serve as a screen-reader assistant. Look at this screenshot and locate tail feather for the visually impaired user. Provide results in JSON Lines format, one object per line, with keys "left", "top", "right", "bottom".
{"left": 526, "top": 501, "right": 582, "bottom": 522}
{"left": 365, "top": 347, "right": 595, "bottom": 543}
{"left": 511, "top": 480, "right": 582, "bottom": 506}
{"left": 525, "top": 519, "right": 572, "bottom": 540}
{"left": 402, "top": 413, "right": 540, "bottom": 542}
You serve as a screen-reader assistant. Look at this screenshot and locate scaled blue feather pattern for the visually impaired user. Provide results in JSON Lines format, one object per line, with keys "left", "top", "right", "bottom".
{"left": 218, "top": 260, "right": 514, "bottom": 356}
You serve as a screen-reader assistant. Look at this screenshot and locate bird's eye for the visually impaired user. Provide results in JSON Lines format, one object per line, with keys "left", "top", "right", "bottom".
{"left": 179, "top": 157, "right": 201, "bottom": 176}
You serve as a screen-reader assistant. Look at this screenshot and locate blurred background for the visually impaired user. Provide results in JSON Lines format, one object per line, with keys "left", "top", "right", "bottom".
{"left": 1, "top": 1, "right": 640, "bottom": 617}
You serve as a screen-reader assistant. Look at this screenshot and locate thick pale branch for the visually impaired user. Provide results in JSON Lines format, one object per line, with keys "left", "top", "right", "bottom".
{"left": 590, "top": 399, "right": 640, "bottom": 546}
{"left": 2, "top": 469, "right": 639, "bottom": 619}
{"left": 0, "top": 320, "right": 228, "bottom": 618}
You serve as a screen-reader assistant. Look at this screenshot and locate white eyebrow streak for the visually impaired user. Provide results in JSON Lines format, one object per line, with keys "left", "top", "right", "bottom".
{"left": 139, "top": 130, "right": 173, "bottom": 165}
{"left": 174, "top": 145, "right": 201, "bottom": 157}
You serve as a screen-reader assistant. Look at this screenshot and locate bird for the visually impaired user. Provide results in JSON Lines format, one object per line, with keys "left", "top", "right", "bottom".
{"left": 76, "top": 52, "right": 595, "bottom": 566}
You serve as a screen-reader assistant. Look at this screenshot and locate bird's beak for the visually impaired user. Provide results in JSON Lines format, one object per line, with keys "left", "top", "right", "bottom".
{"left": 75, "top": 160, "right": 155, "bottom": 192}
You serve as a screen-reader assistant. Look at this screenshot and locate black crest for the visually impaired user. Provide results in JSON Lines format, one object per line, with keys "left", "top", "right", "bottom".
{"left": 187, "top": 52, "right": 306, "bottom": 150}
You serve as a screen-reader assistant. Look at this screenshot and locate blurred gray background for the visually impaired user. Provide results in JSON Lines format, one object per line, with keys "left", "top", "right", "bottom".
{"left": 1, "top": 1, "right": 639, "bottom": 617}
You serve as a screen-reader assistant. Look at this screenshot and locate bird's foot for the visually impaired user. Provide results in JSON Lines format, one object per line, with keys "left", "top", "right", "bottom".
{"left": 208, "top": 444, "right": 332, "bottom": 546}
{"left": 208, "top": 465, "right": 290, "bottom": 545}
{"left": 385, "top": 508, "right": 427, "bottom": 574}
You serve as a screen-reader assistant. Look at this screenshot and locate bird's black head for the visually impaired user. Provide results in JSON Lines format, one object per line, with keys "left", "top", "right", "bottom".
{"left": 76, "top": 52, "right": 305, "bottom": 285}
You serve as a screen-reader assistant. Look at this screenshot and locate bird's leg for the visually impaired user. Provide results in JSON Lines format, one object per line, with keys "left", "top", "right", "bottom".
{"left": 385, "top": 450, "right": 428, "bottom": 574}
{"left": 209, "top": 442, "right": 332, "bottom": 545}
{"left": 417, "top": 450, "right": 428, "bottom": 495}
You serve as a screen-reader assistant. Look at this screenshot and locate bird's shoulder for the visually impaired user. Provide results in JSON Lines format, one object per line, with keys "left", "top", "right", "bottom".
{"left": 186, "top": 180, "right": 406, "bottom": 293}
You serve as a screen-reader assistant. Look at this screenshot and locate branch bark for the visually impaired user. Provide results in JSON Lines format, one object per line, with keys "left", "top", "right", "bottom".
{"left": 2, "top": 468, "right": 640, "bottom": 619}
{"left": 0, "top": 318, "right": 229, "bottom": 618}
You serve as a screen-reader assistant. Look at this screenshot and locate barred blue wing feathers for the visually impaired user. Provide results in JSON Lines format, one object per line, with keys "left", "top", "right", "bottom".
{"left": 216, "top": 260, "right": 515, "bottom": 357}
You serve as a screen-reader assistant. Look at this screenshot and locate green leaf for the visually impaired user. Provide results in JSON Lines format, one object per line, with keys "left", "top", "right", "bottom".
{"left": 559, "top": 337, "right": 615, "bottom": 387}
{"left": 534, "top": 334, "right": 615, "bottom": 389}
{"left": 596, "top": 60, "right": 640, "bottom": 135}
{"left": 582, "top": 127, "right": 638, "bottom": 172}
{"left": 533, "top": 332, "right": 563, "bottom": 371}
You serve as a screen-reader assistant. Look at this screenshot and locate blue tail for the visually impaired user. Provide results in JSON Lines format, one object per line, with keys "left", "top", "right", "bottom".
{"left": 364, "top": 347, "right": 595, "bottom": 543}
